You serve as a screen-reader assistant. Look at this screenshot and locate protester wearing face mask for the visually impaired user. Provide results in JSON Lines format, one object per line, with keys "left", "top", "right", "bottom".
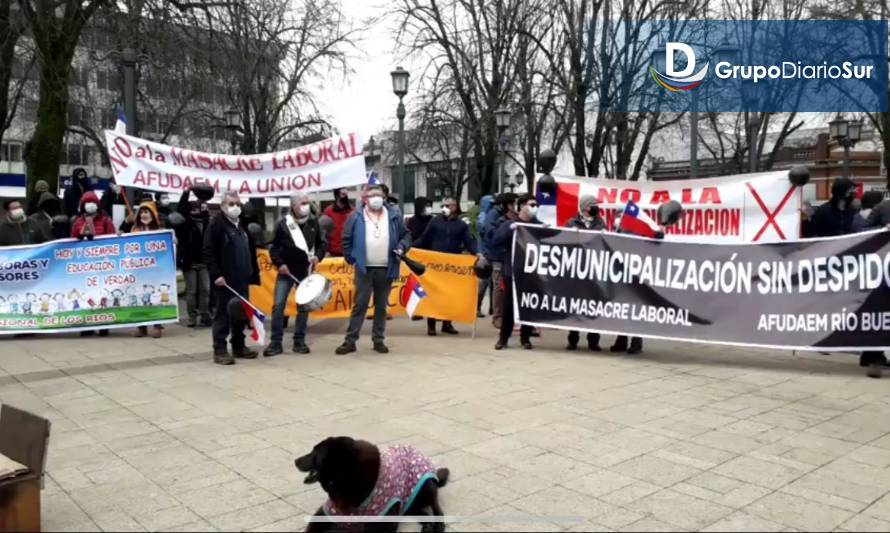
{"left": 129, "top": 202, "right": 165, "bottom": 338}
{"left": 490, "top": 194, "right": 539, "bottom": 350}
{"left": 805, "top": 177, "right": 859, "bottom": 237}
{"left": 175, "top": 187, "right": 212, "bottom": 328}
{"left": 322, "top": 188, "right": 354, "bottom": 257}
{"left": 265, "top": 192, "right": 327, "bottom": 357}
{"left": 564, "top": 195, "right": 605, "bottom": 351}
{"left": 64, "top": 167, "right": 93, "bottom": 217}
{"left": 202, "top": 190, "right": 261, "bottom": 365}
{"left": 0, "top": 199, "right": 52, "bottom": 246}
{"left": 407, "top": 196, "right": 434, "bottom": 242}
{"left": 28, "top": 190, "right": 65, "bottom": 240}
{"left": 71, "top": 191, "right": 115, "bottom": 241}
{"left": 412, "top": 197, "right": 479, "bottom": 336}
{"left": 483, "top": 193, "right": 517, "bottom": 330}
{"left": 336, "top": 185, "right": 410, "bottom": 355}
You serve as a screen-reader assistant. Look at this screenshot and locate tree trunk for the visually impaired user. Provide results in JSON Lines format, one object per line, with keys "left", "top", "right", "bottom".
{"left": 0, "top": 0, "right": 21, "bottom": 151}
{"left": 25, "top": 58, "right": 69, "bottom": 197}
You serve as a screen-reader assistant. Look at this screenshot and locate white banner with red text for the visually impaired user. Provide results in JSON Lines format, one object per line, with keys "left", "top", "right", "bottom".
{"left": 539, "top": 171, "right": 801, "bottom": 243}
{"left": 103, "top": 130, "right": 367, "bottom": 198}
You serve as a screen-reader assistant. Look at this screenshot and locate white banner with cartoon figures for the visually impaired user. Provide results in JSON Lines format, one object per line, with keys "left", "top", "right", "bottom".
{"left": 0, "top": 231, "right": 179, "bottom": 334}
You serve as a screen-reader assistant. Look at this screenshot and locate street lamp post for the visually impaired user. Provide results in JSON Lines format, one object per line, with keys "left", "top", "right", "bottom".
{"left": 829, "top": 115, "right": 862, "bottom": 179}
{"left": 224, "top": 106, "right": 240, "bottom": 155}
{"left": 390, "top": 67, "right": 410, "bottom": 208}
{"left": 495, "top": 108, "right": 511, "bottom": 193}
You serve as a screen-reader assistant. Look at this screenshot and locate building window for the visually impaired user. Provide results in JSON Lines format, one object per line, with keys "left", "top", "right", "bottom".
{"left": 0, "top": 142, "right": 24, "bottom": 162}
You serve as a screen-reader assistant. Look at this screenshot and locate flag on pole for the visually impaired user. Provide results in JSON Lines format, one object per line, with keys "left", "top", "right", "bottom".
{"left": 618, "top": 200, "right": 661, "bottom": 238}
{"left": 367, "top": 171, "right": 382, "bottom": 186}
{"left": 114, "top": 107, "right": 127, "bottom": 134}
{"left": 399, "top": 274, "right": 427, "bottom": 318}
{"left": 242, "top": 302, "right": 267, "bottom": 346}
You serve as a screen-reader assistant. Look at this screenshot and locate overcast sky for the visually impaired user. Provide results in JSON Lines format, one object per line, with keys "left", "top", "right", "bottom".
{"left": 316, "top": 1, "right": 419, "bottom": 144}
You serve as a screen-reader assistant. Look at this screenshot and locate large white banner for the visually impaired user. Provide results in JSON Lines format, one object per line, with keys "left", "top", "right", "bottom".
{"left": 539, "top": 171, "right": 801, "bottom": 243}
{"left": 103, "top": 130, "right": 367, "bottom": 197}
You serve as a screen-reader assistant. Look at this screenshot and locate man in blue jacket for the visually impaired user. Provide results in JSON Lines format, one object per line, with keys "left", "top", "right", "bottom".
{"left": 413, "top": 196, "right": 479, "bottom": 336}
{"left": 336, "top": 185, "right": 411, "bottom": 355}
{"left": 476, "top": 195, "right": 494, "bottom": 317}
{"left": 483, "top": 193, "right": 517, "bottom": 329}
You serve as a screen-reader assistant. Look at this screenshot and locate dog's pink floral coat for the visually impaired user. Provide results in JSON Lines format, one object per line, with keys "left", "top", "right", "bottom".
{"left": 324, "top": 444, "right": 438, "bottom": 518}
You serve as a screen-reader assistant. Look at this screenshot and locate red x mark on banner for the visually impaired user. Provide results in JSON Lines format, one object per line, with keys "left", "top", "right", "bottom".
{"left": 746, "top": 182, "right": 798, "bottom": 242}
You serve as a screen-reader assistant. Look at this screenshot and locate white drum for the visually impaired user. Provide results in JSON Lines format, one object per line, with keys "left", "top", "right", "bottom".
{"left": 295, "top": 273, "right": 332, "bottom": 312}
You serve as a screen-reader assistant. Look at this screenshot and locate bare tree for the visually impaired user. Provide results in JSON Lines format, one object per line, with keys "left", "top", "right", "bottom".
{"left": 0, "top": 0, "right": 32, "bottom": 153}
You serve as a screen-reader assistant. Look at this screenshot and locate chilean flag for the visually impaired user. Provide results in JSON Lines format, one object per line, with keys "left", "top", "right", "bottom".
{"left": 536, "top": 181, "right": 581, "bottom": 227}
{"left": 399, "top": 274, "right": 427, "bottom": 318}
{"left": 242, "top": 302, "right": 266, "bottom": 346}
{"left": 618, "top": 200, "right": 660, "bottom": 238}
{"left": 114, "top": 107, "right": 127, "bottom": 134}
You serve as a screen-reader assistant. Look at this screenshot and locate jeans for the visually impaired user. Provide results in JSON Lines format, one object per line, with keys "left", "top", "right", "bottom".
{"left": 345, "top": 267, "right": 392, "bottom": 344}
{"left": 184, "top": 266, "right": 211, "bottom": 323}
{"left": 498, "top": 277, "right": 532, "bottom": 344}
{"left": 269, "top": 274, "right": 310, "bottom": 346}
{"left": 491, "top": 263, "right": 504, "bottom": 329}
{"left": 212, "top": 282, "right": 248, "bottom": 352}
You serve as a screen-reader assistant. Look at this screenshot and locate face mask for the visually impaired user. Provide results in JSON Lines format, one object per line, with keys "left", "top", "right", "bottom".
{"left": 587, "top": 206, "right": 599, "bottom": 218}
{"left": 299, "top": 205, "right": 311, "bottom": 217}
{"left": 525, "top": 205, "right": 538, "bottom": 217}
{"left": 368, "top": 197, "right": 384, "bottom": 210}
{"left": 200, "top": 204, "right": 208, "bottom": 212}
{"left": 441, "top": 207, "right": 452, "bottom": 217}
{"left": 226, "top": 205, "right": 242, "bottom": 219}
{"left": 84, "top": 203, "right": 98, "bottom": 215}
{"left": 423, "top": 207, "right": 432, "bottom": 216}
{"left": 10, "top": 208, "right": 25, "bottom": 221}
{"left": 159, "top": 197, "right": 170, "bottom": 207}
{"left": 338, "top": 196, "right": 349, "bottom": 205}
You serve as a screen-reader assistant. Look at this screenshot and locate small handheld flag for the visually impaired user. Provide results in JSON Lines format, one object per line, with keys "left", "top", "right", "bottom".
{"left": 242, "top": 302, "right": 266, "bottom": 346}
{"left": 367, "top": 171, "right": 382, "bottom": 186}
{"left": 618, "top": 200, "right": 661, "bottom": 238}
{"left": 399, "top": 274, "right": 427, "bottom": 318}
{"left": 114, "top": 108, "right": 127, "bottom": 134}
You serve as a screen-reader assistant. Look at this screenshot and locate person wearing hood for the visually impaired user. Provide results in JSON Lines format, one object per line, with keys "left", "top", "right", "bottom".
{"left": 805, "top": 177, "right": 859, "bottom": 237}
{"left": 413, "top": 197, "right": 478, "bottom": 336}
{"left": 26, "top": 180, "right": 51, "bottom": 216}
{"left": 475, "top": 195, "right": 495, "bottom": 317}
{"left": 129, "top": 202, "right": 165, "bottom": 338}
{"left": 407, "top": 196, "right": 434, "bottom": 241}
{"left": 70, "top": 191, "right": 116, "bottom": 337}
{"left": 490, "top": 194, "right": 539, "bottom": 350}
{"left": 71, "top": 191, "right": 116, "bottom": 240}
{"left": 203, "top": 190, "right": 261, "bottom": 365}
{"left": 322, "top": 188, "right": 354, "bottom": 257}
{"left": 565, "top": 195, "right": 605, "bottom": 351}
{"left": 64, "top": 167, "right": 93, "bottom": 217}
{"left": 483, "top": 193, "right": 517, "bottom": 330}
{"left": 264, "top": 192, "right": 327, "bottom": 357}
{"left": 28, "top": 191, "right": 65, "bottom": 240}
{"left": 176, "top": 188, "right": 212, "bottom": 328}
{"left": 0, "top": 199, "right": 52, "bottom": 246}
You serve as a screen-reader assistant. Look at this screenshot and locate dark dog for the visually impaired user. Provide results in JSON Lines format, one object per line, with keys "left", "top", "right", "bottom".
{"left": 295, "top": 437, "right": 450, "bottom": 532}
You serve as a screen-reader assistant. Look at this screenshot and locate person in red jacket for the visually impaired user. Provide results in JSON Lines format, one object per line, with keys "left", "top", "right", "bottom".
{"left": 322, "top": 188, "right": 353, "bottom": 257}
{"left": 71, "top": 191, "right": 117, "bottom": 337}
{"left": 71, "top": 191, "right": 115, "bottom": 240}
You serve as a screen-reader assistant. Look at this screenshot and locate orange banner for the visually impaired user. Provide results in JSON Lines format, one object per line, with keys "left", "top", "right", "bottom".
{"left": 250, "top": 248, "right": 479, "bottom": 324}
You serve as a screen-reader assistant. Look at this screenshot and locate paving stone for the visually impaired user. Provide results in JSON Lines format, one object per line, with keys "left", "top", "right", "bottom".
{"left": 746, "top": 492, "right": 855, "bottom": 532}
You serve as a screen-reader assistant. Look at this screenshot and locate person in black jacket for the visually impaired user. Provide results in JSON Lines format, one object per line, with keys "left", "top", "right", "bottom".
{"left": 63, "top": 168, "right": 92, "bottom": 217}
{"left": 176, "top": 188, "right": 212, "bottom": 328}
{"left": 264, "top": 192, "right": 327, "bottom": 357}
{"left": 407, "top": 196, "right": 433, "bottom": 241}
{"left": 804, "top": 178, "right": 858, "bottom": 237}
{"left": 565, "top": 195, "right": 605, "bottom": 351}
{"left": 202, "top": 190, "right": 261, "bottom": 365}
{"left": 413, "top": 196, "right": 478, "bottom": 336}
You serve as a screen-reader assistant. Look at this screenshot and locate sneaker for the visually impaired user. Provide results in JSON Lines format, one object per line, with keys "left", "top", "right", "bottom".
{"left": 373, "top": 342, "right": 389, "bottom": 354}
{"left": 335, "top": 342, "right": 356, "bottom": 355}
{"left": 293, "top": 344, "right": 311, "bottom": 354}
{"left": 233, "top": 347, "right": 258, "bottom": 359}
{"left": 263, "top": 344, "right": 283, "bottom": 357}
{"left": 427, "top": 328, "right": 437, "bottom": 337}
{"left": 494, "top": 342, "right": 506, "bottom": 350}
{"left": 610, "top": 343, "right": 627, "bottom": 353}
{"left": 566, "top": 343, "right": 578, "bottom": 351}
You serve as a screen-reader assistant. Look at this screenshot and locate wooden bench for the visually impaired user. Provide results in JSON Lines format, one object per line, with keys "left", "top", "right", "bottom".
{"left": 0, "top": 404, "right": 51, "bottom": 533}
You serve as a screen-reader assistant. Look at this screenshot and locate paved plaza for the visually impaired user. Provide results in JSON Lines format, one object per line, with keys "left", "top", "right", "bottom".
{"left": 1, "top": 317, "right": 890, "bottom": 532}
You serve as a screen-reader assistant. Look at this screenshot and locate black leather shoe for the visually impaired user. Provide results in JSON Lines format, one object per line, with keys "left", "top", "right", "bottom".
{"left": 263, "top": 344, "right": 283, "bottom": 357}
{"left": 213, "top": 350, "right": 235, "bottom": 365}
{"left": 98, "top": 330, "right": 109, "bottom": 337}
{"left": 589, "top": 343, "right": 602, "bottom": 352}
{"left": 233, "top": 347, "right": 258, "bottom": 359}
{"left": 335, "top": 342, "right": 356, "bottom": 355}
{"left": 427, "top": 328, "right": 437, "bottom": 337}
{"left": 441, "top": 324, "right": 459, "bottom": 335}
{"left": 566, "top": 343, "right": 578, "bottom": 351}
{"left": 495, "top": 341, "right": 507, "bottom": 350}
{"left": 293, "top": 344, "right": 311, "bottom": 354}
{"left": 610, "top": 343, "right": 627, "bottom": 353}
{"left": 521, "top": 341, "right": 533, "bottom": 350}
{"left": 373, "top": 342, "right": 389, "bottom": 354}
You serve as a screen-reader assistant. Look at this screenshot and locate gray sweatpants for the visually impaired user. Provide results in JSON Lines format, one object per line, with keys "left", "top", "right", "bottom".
{"left": 344, "top": 267, "right": 393, "bottom": 344}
